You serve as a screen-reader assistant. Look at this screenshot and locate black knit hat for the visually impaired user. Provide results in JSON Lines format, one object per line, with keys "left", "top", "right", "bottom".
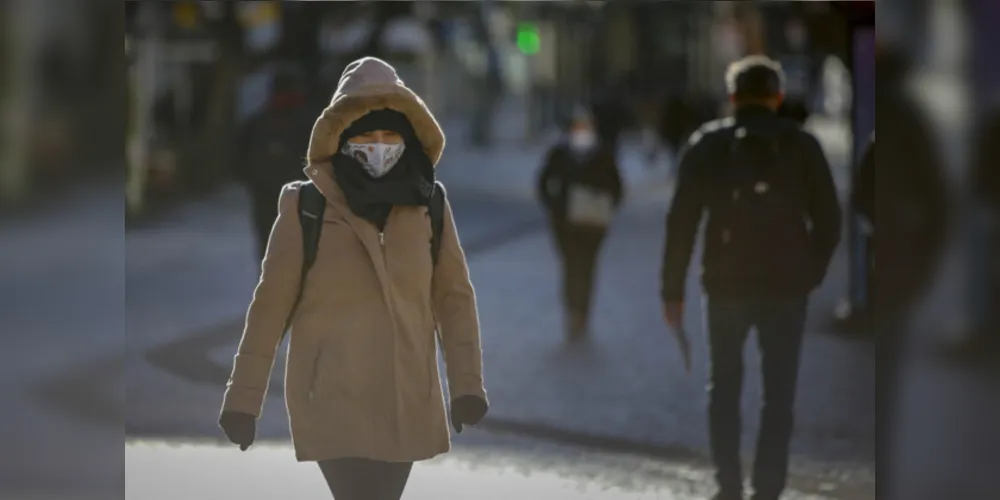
{"left": 338, "top": 108, "right": 419, "bottom": 149}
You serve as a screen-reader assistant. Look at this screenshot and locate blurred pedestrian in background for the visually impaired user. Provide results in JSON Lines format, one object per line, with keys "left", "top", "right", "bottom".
{"left": 591, "top": 74, "right": 635, "bottom": 155}
{"left": 660, "top": 55, "right": 841, "bottom": 500}
{"left": 657, "top": 93, "right": 701, "bottom": 159}
{"left": 537, "top": 107, "right": 624, "bottom": 340}
{"left": 219, "top": 57, "right": 488, "bottom": 500}
{"left": 656, "top": 90, "right": 722, "bottom": 178}
{"left": 968, "top": 103, "right": 1000, "bottom": 355}
{"left": 775, "top": 16, "right": 821, "bottom": 126}
{"left": 468, "top": 4, "right": 503, "bottom": 149}
{"left": 860, "top": 37, "right": 948, "bottom": 498}
{"left": 851, "top": 133, "right": 876, "bottom": 331}
{"left": 233, "top": 67, "right": 312, "bottom": 261}
{"left": 945, "top": 100, "right": 1000, "bottom": 362}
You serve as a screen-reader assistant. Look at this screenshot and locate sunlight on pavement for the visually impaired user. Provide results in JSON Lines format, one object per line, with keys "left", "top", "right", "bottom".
{"left": 127, "top": 441, "right": 695, "bottom": 500}
{"left": 125, "top": 440, "right": 843, "bottom": 500}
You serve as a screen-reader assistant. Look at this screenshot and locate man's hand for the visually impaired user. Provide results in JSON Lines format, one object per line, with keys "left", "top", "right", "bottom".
{"left": 662, "top": 301, "right": 692, "bottom": 374}
{"left": 662, "top": 301, "right": 684, "bottom": 329}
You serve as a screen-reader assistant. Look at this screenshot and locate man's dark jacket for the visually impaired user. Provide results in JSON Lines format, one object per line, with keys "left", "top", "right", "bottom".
{"left": 660, "top": 105, "right": 842, "bottom": 301}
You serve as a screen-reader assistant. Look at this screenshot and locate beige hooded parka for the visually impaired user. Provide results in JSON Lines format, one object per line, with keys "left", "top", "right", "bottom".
{"left": 221, "top": 57, "right": 487, "bottom": 463}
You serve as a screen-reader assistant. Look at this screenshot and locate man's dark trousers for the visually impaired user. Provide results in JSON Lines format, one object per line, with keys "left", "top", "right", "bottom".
{"left": 706, "top": 296, "right": 808, "bottom": 500}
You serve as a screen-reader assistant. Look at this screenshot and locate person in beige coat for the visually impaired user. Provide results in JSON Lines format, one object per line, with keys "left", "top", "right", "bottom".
{"left": 218, "top": 57, "right": 489, "bottom": 500}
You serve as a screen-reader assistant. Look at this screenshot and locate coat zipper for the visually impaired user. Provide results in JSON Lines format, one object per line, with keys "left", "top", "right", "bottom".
{"left": 379, "top": 230, "right": 388, "bottom": 267}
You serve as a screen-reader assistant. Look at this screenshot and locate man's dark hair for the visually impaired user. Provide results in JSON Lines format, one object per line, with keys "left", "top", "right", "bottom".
{"left": 725, "top": 55, "right": 786, "bottom": 102}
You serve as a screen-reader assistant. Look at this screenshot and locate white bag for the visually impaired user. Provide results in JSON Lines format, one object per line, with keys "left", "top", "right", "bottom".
{"left": 566, "top": 185, "right": 615, "bottom": 227}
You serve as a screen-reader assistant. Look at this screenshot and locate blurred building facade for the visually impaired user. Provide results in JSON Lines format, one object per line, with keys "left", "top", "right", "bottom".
{"left": 1, "top": 0, "right": 120, "bottom": 207}
{"left": 121, "top": 1, "right": 860, "bottom": 220}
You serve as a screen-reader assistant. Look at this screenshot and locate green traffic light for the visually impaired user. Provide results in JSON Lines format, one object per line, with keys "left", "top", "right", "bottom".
{"left": 516, "top": 23, "right": 540, "bottom": 55}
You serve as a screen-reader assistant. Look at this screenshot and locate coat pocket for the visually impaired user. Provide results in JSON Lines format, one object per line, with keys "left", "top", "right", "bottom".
{"left": 310, "top": 328, "right": 371, "bottom": 407}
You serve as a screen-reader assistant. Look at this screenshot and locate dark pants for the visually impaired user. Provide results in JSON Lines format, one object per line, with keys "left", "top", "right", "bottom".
{"left": 705, "top": 297, "right": 808, "bottom": 500}
{"left": 553, "top": 220, "right": 607, "bottom": 318}
{"left": 318, "top": 458, "right": 414, "bottom": 500}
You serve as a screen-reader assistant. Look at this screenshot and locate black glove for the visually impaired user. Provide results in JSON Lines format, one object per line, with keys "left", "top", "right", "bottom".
{"left": 450, "top": 395, "right": 488, "bottom": 434}
{"left": 219, "top": 411, "right": 257, "bottom": 451}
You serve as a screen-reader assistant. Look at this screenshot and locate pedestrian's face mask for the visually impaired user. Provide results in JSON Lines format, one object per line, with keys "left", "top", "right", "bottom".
{"left": 568, "top": 123, "right": 597, "bottom": 153}
{"left": 342, "top": 130, "right": 406, "bottom": 178}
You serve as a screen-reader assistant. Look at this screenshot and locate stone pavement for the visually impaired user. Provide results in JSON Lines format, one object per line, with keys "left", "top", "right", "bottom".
{"left": 125, "top": 432, "right": 844, "bottom": 500}
{"left": 0, "top": 179, "right": 124, "bottom": 496}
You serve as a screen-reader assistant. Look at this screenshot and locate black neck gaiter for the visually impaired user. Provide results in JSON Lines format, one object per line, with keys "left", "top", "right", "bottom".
{"left": 332, "top": 109, "right": 435, "bottom": 230}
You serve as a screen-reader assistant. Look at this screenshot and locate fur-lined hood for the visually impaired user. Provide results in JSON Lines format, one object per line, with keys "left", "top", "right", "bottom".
{"left": 306, "top": 57, "right": 446, "bottom": 167}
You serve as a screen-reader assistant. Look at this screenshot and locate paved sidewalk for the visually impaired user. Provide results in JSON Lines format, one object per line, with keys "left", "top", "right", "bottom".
{"left": 0, "top": 179, "right": 124, "bottom": 496}
{"left": 125, "top": 434, "right": 843, "bottom": 500}
{"left": 125, "top": 441, "right": 679, "bottom": 500}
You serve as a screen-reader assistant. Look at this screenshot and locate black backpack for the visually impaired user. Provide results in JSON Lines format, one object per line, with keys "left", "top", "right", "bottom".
{"left": 724, "top": 124, "right": 792, "bottom": 198}
{"left": 282, "top": 180, "right": 448, "bottom": 332}
{"left": 710, "top": 124, "right": 811, "bottom": 268}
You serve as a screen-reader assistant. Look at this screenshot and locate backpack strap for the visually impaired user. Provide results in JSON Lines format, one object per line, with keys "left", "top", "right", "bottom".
{"left": 282, "top": 181, "right": 325, "bottom": 336}
{"left": 297, "top": 181, "right": 326, "bottom": 280}
{"left": 429, "top": 180, "right": 447, "bottom": 266}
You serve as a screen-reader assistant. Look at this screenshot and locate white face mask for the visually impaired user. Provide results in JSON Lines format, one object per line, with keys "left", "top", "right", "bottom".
{"left": 569, "top": 130, "right": 597, "bottom": 152}
{"left": 341, "top": 142, "right": 406, "bottom": 178}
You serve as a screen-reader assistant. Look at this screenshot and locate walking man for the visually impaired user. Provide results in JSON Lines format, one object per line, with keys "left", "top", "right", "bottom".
{"left": 660, "top": 56, "right": 842, "bottom": 500}
{"left": 233, "top": 68, "right": 313, "bottom": 261}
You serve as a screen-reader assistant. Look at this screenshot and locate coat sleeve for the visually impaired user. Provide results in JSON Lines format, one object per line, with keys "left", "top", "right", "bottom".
{"left": 432, "top": 197, "right": 487, "bottom": 403}
{"left": 221, "top": 183, "right": 304, "bottom": 417}
{"left": 802, "top": 132, "right": 843, "bottom": 288}
{"left": 660, "top": 135, "right": 707, "bottom": 302}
